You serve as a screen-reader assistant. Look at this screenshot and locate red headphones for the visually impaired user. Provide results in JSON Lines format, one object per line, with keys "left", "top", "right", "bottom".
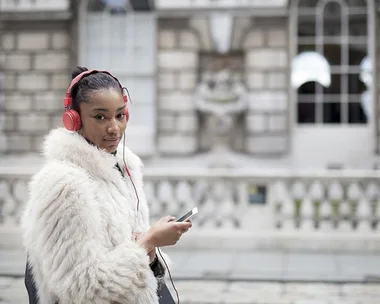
{"left": 63, "top": 69, "right": 129, "bottom": 131}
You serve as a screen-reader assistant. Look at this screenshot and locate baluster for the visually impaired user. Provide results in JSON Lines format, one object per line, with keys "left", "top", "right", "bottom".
{"left": 272, "top": 181, "right": 288, "bottom": 229}
{"left": 157, "top": 180, "right": 175, "bottom": 216}
{"left": 347, "top": 182, "right": 363, "bottom": 231}
{"left": 291, "top": 180, "right": 306, "bottom": 229}
{"left": 166, "top": 181, "right": 181, "bottom": 216}
{"left": 12, "top": 179, "right": 28, "bottom": 224}
{"left": 201, "top": 193, "right": 217, "bottom": 229}
{"left": 235, "top": 181, "right": 247, "bottom": 229}
{"left": 365, "top": 182, "right": 379, "bottom": 231}
{"left": 144, "top": 181, "right": 158, "bottom": 218}
{"left": 300, "top": 197, "right": 314, "bottom": 231}
{"left": 175, "top": 181, "right": 193, "bottom": 218}
{"left": 309, "top": 181, "right": 324, "bottom": 230}
{"left": 0, "top": 180, "right": 12, "bottom": 226}
{"left": 352, "top": 182, "right": 371, "bottom": 232}
{"left": 214, "top": 179, "right": 235, "bottom": 228}
{"left": 327, "top": 181, "right": 344, "bottom": 230}
{"left": 3, "top": 193, "right": 16, "bottom": 226}
{"left": 198, "top": 180, "right": 215, "bottom": 228}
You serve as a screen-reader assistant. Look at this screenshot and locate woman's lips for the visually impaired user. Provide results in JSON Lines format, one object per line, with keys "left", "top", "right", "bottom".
{"left": 104, "top": 138, "right": 121, "bottom": 145}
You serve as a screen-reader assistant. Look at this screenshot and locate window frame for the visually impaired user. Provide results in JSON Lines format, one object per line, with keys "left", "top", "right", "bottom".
{"left": 289, "top": 0, "right": 377, "bottom": 127}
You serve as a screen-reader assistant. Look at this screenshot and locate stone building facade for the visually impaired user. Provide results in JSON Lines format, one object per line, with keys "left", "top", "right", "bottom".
{"left": 1, "top": 0, "right": 380, "bottom": 170}
{"left": 0, "top": 4, "right": 74, "bottom": 154}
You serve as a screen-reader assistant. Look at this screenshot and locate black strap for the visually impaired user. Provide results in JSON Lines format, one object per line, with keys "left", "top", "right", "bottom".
{"left": 25, "top": 257, "right": 38, "bottom": 304}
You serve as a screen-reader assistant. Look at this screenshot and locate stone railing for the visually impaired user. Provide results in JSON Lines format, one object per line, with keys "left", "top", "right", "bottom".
{"left": 0, "top": 0, "right": 69, "bottom": 12}
{"left": 145, "top": 169, "right": 380, "bottom": 232}
{"left": 1, "top": 168, "right": 380, "bottom": 250}
{"left": 155, "top": 0, "right": 288, "bottom": 9}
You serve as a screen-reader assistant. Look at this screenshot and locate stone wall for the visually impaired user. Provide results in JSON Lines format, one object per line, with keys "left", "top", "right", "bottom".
{"left": 243, "top": 17, "right": 289, "bottom": 156}
{"left": 156, "top": 16, "right": 290, "bottom": 157}
{"left": 157, "top": 19, "right": 200, "bottom": 156}
{"left": 377, "top": 12, "right": 380, "bottom": 154}
{"left": 0, "top": 19, "right": 73, "bottom": 154}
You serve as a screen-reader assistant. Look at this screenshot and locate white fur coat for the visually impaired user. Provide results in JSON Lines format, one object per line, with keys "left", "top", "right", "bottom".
{"left": 22, "top": 128, "right": 162, "bottom": 304}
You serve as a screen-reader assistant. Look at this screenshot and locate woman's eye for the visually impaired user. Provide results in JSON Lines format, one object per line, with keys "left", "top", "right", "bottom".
{"left": 95, "top": 115, "right": 105, "bottom": 120}
{"left": 117, "top": 113, "right": 125, "bottom": 119}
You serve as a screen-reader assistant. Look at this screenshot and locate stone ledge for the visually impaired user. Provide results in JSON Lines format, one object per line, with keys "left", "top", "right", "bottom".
{"left": 2, "top": 227, "right": 380, "bottom": 253}
{"left": 174, "top": 230, "right": 380, "bottom": 253}
{"left": 0, "top": 11, "right": 71, "bottom": 21}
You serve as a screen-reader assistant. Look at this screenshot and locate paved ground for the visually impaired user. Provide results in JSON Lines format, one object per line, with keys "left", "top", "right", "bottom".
{"left": 1, "top": 277, "right": 380, "bottom": 304}
{"left": 1, "top": 248, "right": 380, "bottom": 303}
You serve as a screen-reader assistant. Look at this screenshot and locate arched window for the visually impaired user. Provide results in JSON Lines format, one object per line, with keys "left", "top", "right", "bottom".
{"left": 291, "top": 0, "right": 374, "bottom": 125}
{"left": 79, "top": 0, "right": 157, "bottom": 155}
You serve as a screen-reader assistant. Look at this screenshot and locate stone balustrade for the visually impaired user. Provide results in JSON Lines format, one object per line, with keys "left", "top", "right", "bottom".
{"left": 0, "top": 0, "right": 70, "bottom": 12}
{"left": 1, "top": 168, "right": 380, "bottom": 250}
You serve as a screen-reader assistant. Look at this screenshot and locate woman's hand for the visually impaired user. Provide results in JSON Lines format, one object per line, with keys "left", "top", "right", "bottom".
{"left": 144, "top": 215, "right": 193, "bottom": 248}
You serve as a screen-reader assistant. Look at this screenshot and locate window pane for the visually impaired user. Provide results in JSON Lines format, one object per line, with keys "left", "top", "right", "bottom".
{"left": 348, "top": 102, "right": 367, "bottom": 124}
{"left": 87, "top": 0, "right": 106, "bottom": 11}
{"left": 86, "top": 15, "right": 105, "bottom": 47}
{"left": 298, "top": 0, "right": 318, "bottom": 8}
{"left": 323, "top": 102, "right": 341, "bottom": 123}
{"left": 110, "top": 17, "right": 127, "bottom": 43}
{"left": 349, "top": 14, "right": 367, "bottom": 36}
{"left": 323, "top": 2, "right": 342, "bottom": 36}
{"left": 298, "top": 81, "right": 317, "bottom": 95}
{"left": 323, "top": 44, "right": 341, "bottom": 66}
{"left": 323, "top": 74, "right": 341, "bottom": 94}
{"left": 298, "top": 16, "right": 316, "bottom": 37}
{"left": 347, "top": 0, "right": 367, "bottom": 5}
{"left": 298, "top": 102, "right": 315, "bottom": 124}
{"left": 298, "top": 43, "right": 316, "bottom": 53}
{"left": 348, "top": 73, "right": 366, "bottom": 94}
{"left": 348, "top": 44, "right": 366, "bottom": 66}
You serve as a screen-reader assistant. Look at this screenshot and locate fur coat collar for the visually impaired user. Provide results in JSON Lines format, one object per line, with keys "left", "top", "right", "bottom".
{"left": 43, "top": 127, "right": 143, "bottom": 184}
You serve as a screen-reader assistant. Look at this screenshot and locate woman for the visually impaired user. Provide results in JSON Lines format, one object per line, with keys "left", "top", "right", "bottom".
{"left": 21, "top": 66, "right": 192, "bottom": 304}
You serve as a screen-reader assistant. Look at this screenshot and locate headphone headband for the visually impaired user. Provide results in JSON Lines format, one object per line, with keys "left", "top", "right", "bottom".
{"left": 64, "top": 69, "right": 124, "bottom": 108}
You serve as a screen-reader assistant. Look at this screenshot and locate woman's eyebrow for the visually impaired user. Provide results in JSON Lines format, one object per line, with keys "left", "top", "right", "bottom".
{"left": 91, "top": 105, "right": 126, "bottom": 112}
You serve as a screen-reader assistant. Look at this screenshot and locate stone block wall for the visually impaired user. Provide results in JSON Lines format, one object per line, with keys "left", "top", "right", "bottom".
{"left": 0, "top": 20, "right": 72, "bottom": 154}
{"left": 243, "top": 18, "right": 289, "bottom": 156}
{"left": 157, "top": 19, "right": 200, "bottom": 156}
{"left": 377, "top": 12, "right": 380, "bottom": 154}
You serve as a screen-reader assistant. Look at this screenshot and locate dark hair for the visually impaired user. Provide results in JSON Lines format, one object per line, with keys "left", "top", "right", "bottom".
{"left": 70, "top": 66, "right": 122, "bottom": 112}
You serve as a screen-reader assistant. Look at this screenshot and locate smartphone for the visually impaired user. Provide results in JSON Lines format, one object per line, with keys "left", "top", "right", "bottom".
{"left": 176, "top": 207, "right": 198, "bottom": 222}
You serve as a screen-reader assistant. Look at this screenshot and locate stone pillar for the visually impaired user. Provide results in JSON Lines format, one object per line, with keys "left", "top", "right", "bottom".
{"left": 157, "top": 19, "right": 200, "bottom": 156}
{"left": 0, "top": 63, "right": 7, "bottom": 153}
{"left": 376, "top": 12, "right": 380, "bottom": 154}
{"left": 0, "top": 21, "right": 8, "bottom": 153}
{"left": 1, "top": 22, "right": 72, "bottom": 154}
{"left": 243, "top": 18, "right": 290, "bottom": 156}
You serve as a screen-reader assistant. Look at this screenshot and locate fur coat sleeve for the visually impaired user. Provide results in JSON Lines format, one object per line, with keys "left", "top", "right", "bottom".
{"left": 22, "top": 162, "right": 158, "bottom": 304}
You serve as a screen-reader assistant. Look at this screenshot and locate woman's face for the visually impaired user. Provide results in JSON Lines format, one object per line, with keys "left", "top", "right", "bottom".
{"left": 79, "top": 88, "right": 127, "bottom": 153}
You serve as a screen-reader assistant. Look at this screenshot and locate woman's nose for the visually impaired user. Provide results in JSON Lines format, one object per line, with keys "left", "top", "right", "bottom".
{"left": 107, "top": 118, "right": 119, "bottom": 134}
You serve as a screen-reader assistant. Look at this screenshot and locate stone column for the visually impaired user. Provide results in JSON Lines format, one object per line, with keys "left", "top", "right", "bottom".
{"left": 243, "top": 19, "right": 290, "bottom": 156}
{"left": 157, "top": 19, "right": 200, "bottom": 156}
{"left": 0, "top": 21, "right": 7, "bottom": 153}
{"left": 0, "top": 66, "right": 7, "bottom": 153}
{"left": 376, "top": 13, "right": 380, "bottom": 154}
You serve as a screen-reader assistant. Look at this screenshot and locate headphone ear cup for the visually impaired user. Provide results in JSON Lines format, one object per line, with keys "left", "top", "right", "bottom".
{"left": 63, "top": 110, "right": 81, "bottom": 131}
{"left": 125, "top": 107, "right": 129, "bottom": 122}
